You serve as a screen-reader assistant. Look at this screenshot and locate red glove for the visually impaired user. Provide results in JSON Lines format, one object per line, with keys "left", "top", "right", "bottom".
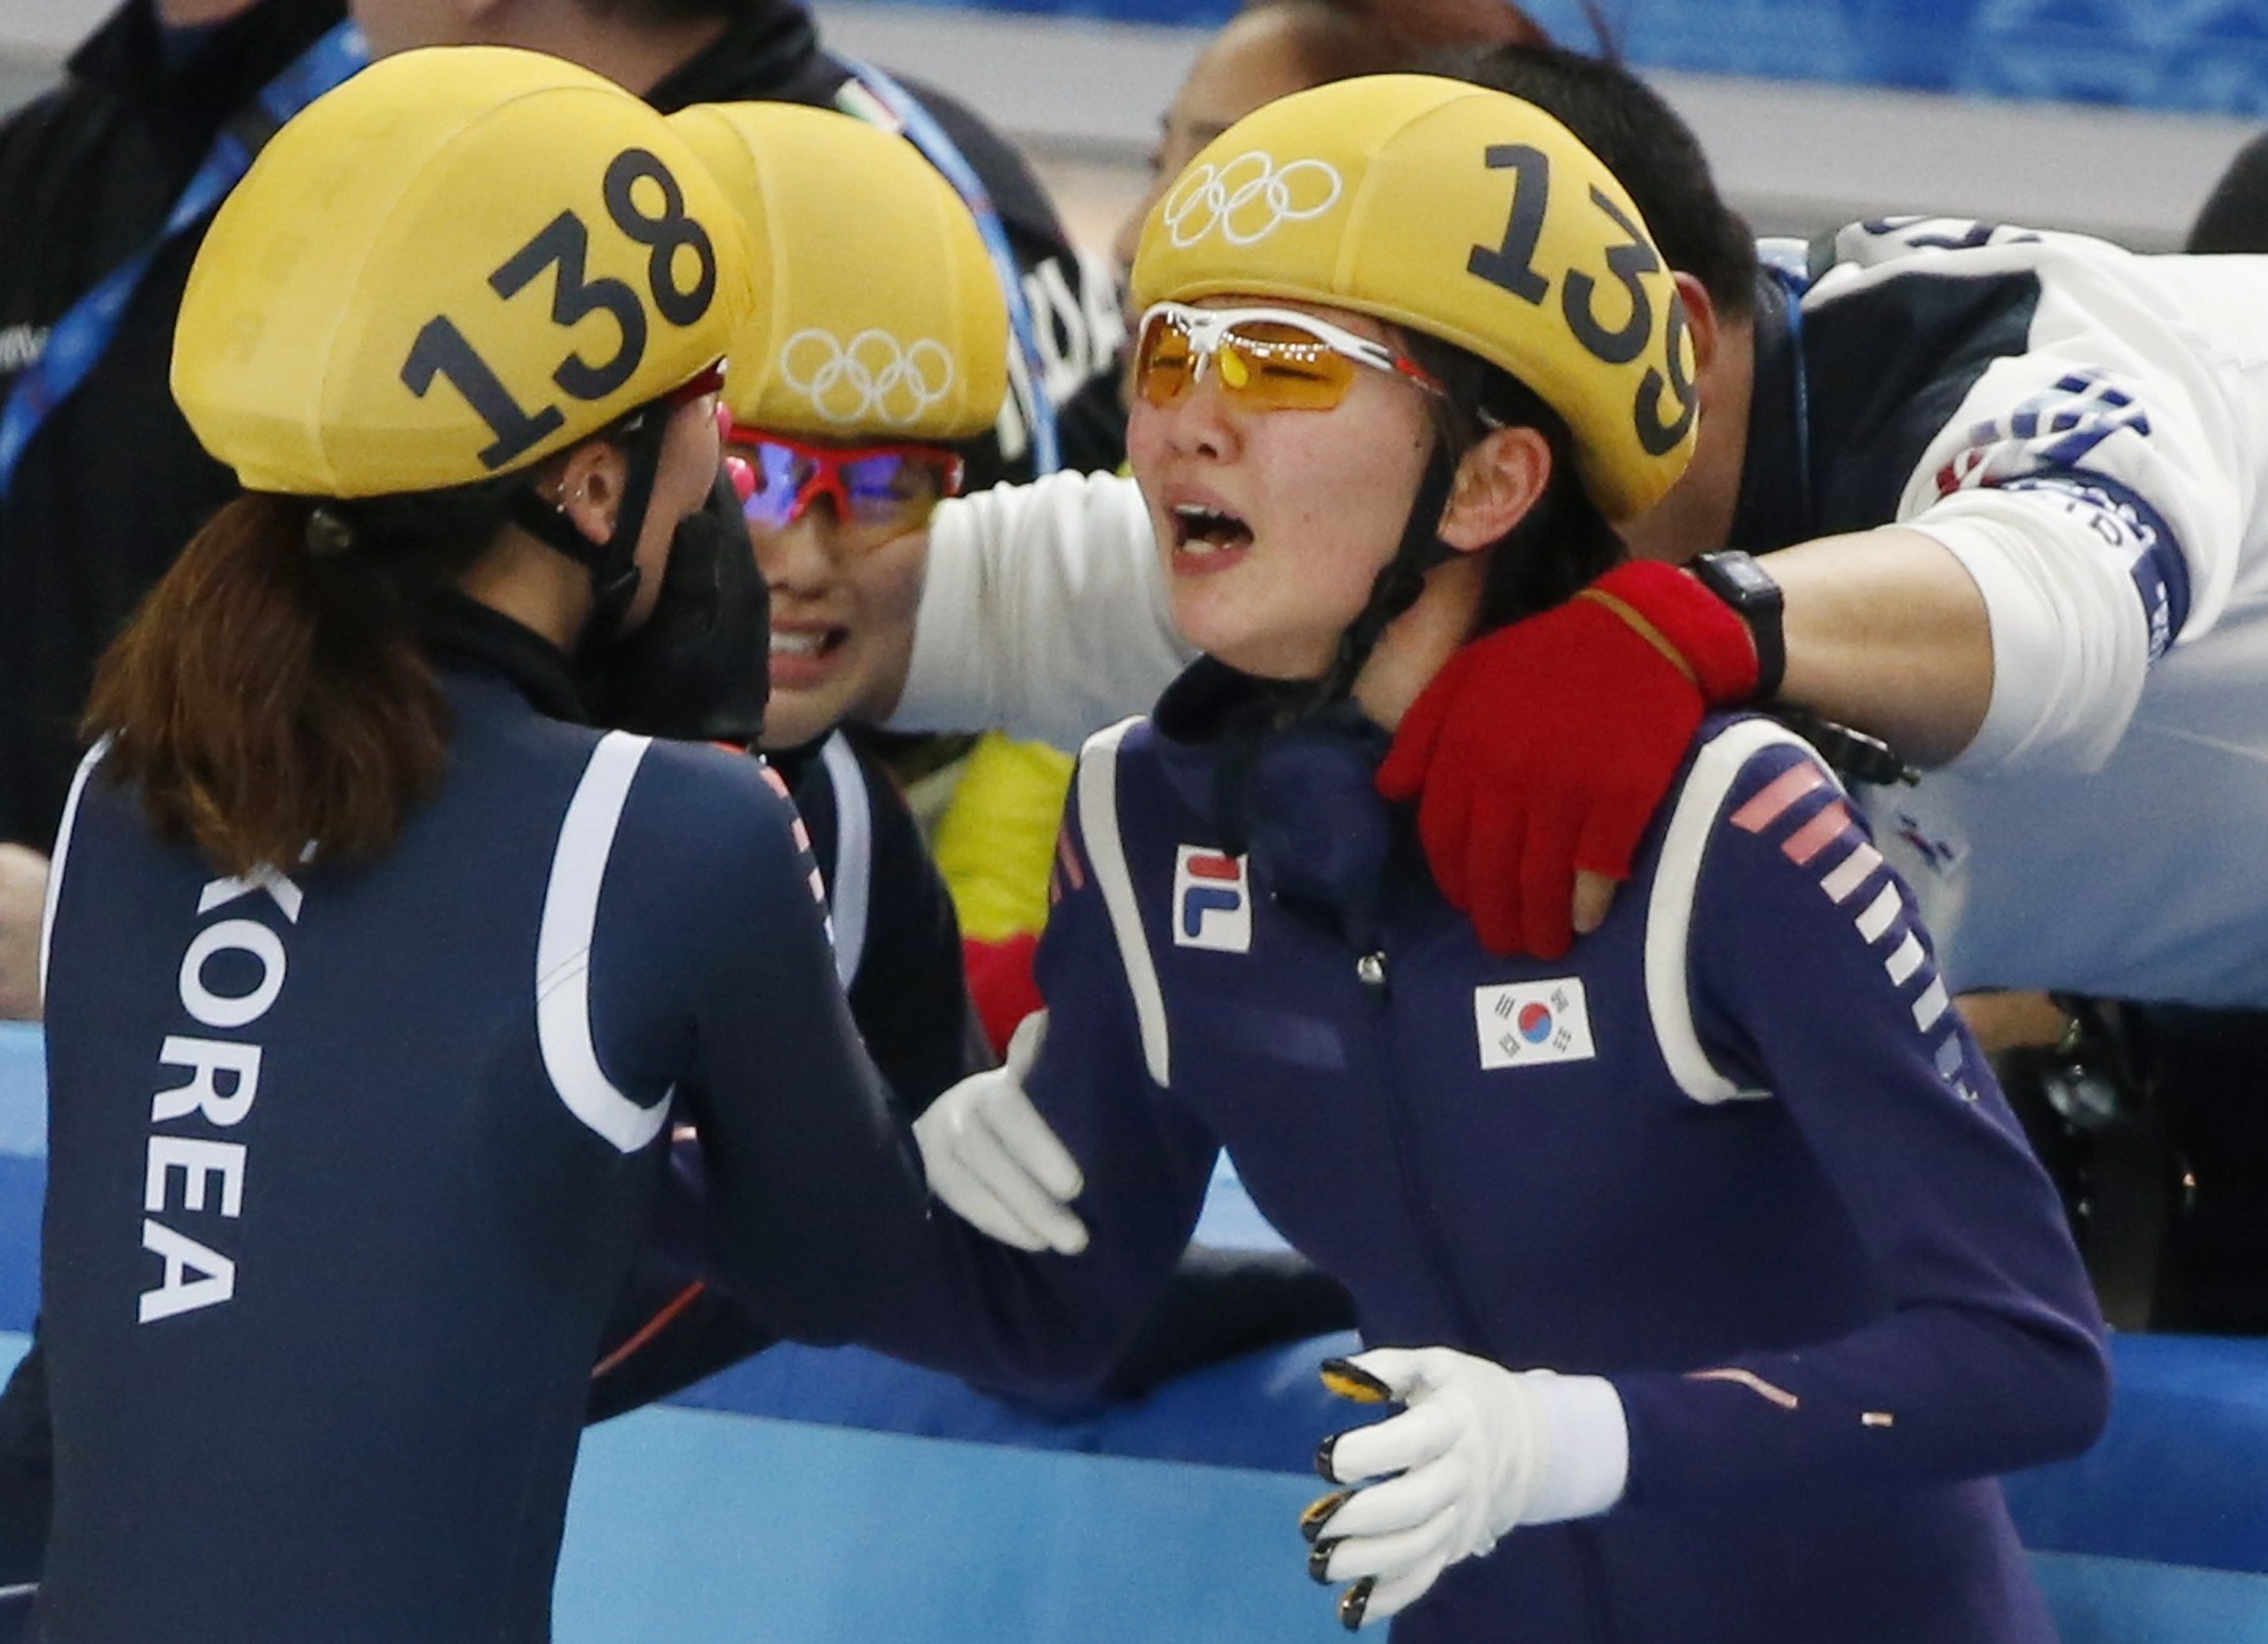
{"left": 1377, "top": 560, "right": 1758, "bottom": 958}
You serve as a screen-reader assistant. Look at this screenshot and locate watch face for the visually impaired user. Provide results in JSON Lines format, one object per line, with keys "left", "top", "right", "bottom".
{"left": 1722, "top": 558, "right": 1774, "bottom": 597}
{"left": 1706, "top": 552, "right": 1780, "bottom": 605}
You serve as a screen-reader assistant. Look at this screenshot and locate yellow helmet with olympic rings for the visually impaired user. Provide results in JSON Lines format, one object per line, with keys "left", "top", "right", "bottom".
{"left": 666, "top": 102, "right": 1008, "bottom": 443}
{"left": 1130, "top": 73, "right": 1696, "bottom": 520}
{"left": 172, "top": 45, "right": 758, "bottom": 498}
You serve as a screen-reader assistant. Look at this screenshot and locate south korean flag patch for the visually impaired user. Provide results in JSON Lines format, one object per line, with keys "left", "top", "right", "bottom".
{"left": 1475, "top": 978, "right": 1596, "bottom": 1070}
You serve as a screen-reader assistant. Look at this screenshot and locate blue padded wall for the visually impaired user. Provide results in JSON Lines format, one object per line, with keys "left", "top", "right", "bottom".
{"left": 856, "top": 0, "right": 2268, "bottom": 118}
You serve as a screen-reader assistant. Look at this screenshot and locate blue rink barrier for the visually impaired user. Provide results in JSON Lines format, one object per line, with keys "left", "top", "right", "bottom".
{"left": 5, "top": 1022, "right": 2267, "bottom": 1640}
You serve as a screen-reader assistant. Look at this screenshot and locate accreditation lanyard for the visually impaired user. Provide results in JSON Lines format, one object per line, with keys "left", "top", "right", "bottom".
{"left": 835, "top": 58, "right": 1063, "bottom": 476}
{"left": 0, "top": 20, "right": 369, "bottom": 499}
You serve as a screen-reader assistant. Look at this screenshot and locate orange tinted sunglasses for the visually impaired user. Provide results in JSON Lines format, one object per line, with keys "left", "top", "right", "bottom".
{"left": 1134, "top": 303, "right": 1445, "bottom": 412}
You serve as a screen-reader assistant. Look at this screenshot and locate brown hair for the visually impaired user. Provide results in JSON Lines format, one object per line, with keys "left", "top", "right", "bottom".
{"left": 1247, "top": 0, "right": 1555, "bottom": 83}
{"left": 84, "top": 491, "right": 505, "bottom": 877}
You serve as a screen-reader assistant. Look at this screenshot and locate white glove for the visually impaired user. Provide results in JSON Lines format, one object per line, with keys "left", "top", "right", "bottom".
{"left": 1303, "top": 1347, "right": 1628, "bottom": 1629}
{"left": 913, "top": 1010, "right": 1090, "bottom": 1255}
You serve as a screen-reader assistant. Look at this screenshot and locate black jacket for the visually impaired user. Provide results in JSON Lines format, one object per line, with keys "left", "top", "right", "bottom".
{"left": 776, "top": 728, "right": 993, "bottom": 1108}
{"left": 0, "top": 0, "right": 347, "bottom": 853}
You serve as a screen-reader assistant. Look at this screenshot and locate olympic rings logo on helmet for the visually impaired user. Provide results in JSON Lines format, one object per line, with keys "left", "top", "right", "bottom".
{"left": 777, "top": 328, "right": 957, "bottom": 427}
{"left": 1162, "top": 152, "right": 1343, "bottom": 250}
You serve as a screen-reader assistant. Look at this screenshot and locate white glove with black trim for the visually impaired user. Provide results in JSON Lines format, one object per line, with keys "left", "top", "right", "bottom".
{"left": 1303, "top": 1347, "right": 1629, "bottom": 1629}
{"left": 913, "top": 1010, "right": 1090, "bottom": 1255}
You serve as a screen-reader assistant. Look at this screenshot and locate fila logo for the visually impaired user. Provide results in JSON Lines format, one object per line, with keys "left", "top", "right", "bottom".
{"left": 1173, "top": 846, "right": 1251, "bottom": 954}
{"left": 1475, "top": 979, "right": 1596, "bottom": 1070}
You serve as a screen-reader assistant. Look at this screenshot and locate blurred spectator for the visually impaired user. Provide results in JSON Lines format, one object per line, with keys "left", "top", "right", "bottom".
{"left": 0, "top": 0, "right": 362, "bottom": 1019}
{"left": 1112, "top": 0, "right": 1555, "bottom": 281}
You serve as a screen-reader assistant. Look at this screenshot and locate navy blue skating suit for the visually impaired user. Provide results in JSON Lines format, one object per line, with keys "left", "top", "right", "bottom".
{"left": 993, "top": 659, "right": 2108, "bottom": 1644}
{"left": 29, "top": 602, "right": 940, "bottom": 1643}
{"left": 589, "top": 723, "right": 1354, "bottom": 1416}
{"left": 586, "top": 724, "right": 992, "bottom": 1419}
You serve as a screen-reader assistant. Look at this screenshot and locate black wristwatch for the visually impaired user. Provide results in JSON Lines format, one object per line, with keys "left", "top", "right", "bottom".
{"left": 1690, "top": 549, "right": 1786, "bottom": 701}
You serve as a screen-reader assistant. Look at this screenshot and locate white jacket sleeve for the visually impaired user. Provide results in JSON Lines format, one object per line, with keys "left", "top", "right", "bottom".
{"left": 1905, "top": 493, "right": 2155, "bottom": 773}
{"left": 1816, "top": 232, "right": 2268, "bottom": 774}
{"left": 889, "top": 470, "right": 1195, "bottom": 752}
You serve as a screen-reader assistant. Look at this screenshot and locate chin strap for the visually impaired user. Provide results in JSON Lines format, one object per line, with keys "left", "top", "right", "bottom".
{"left": 509, "top": 405, "right": 673, "bottom": 649}
{"left": 1309, "top": 441, "right": 1463, "bottom": 712}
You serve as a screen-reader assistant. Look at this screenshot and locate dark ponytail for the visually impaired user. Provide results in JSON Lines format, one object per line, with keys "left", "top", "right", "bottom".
{"left": 84, "top": 484, "right": 514, "bottom": 877}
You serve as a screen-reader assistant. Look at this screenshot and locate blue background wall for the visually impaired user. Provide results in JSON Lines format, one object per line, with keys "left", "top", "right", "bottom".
{"left": 856, "top": 0, "right": 2268, "bottom": 118}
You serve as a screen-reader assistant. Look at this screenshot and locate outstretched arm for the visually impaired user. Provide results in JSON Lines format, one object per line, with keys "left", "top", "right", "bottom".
{"left": 877, "top": 471, "right": 1191, "bottom": 750}
{"left": 610, "top": 751, "right": 939, "bottom": 1344}
{"left": 1769, "top": 526, "right": 1991, "bottom": 765}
